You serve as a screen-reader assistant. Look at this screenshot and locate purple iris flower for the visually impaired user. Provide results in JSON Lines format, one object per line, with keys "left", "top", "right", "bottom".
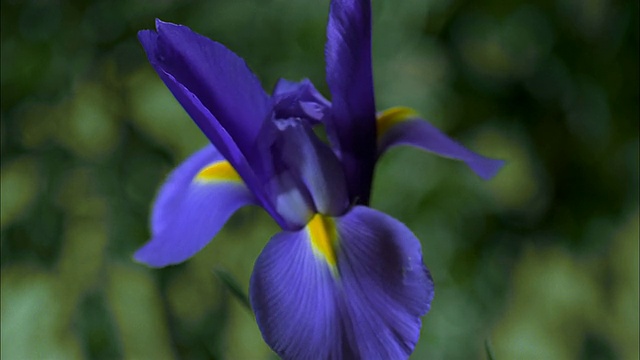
{"left": 136, "top": 0, "right": 503, "bottom": 358}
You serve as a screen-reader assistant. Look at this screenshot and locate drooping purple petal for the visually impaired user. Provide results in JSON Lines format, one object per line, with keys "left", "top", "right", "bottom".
{"left": 249, "top": 222, "right": 341, "bottom": 359}
{"left": 379, "top": 117, "right": 505, "bottom": 179}
{"left": 135, "top": 145, "right": 255, "bottom": 267}
{"left": 271, "top": 78, "right": 331, "bottom": 124}
{"left": 138, "top": 25, "right": 289, "bottom": 228}
{"left": 325, "top": 0, "right": 378, "bottom": 205}
{"left": 336, "top": 206, "right": 433, "bottom": 358}
{"left": 250, "top": 206, "right": 433, "bottom": 359}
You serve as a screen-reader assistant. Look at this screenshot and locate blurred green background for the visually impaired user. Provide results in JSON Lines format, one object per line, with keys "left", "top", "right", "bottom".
{"left": 1, "top": 0, "right": 638, "bottom": 358}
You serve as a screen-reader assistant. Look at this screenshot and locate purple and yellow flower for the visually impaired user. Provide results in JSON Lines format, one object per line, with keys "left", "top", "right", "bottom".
{"left": 135, "top": 0, "right": 503, "bottom": 358}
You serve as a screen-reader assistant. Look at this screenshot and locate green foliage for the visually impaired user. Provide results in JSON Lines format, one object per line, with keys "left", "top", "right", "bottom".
{"left": 485, "top": 339, "right": 495, "bottom": 360}
{"left": 213, "top": 267, "right": 252, "bottom": 313}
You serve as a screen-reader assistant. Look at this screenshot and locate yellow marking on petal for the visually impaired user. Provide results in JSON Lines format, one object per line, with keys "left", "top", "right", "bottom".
{"left": 307, "top": 213, "right": 339, "bottom": 270}
{"left": 376, "top": 106, "right": 419, "bottom": 139}
{"left": 195, "top": 161, "right": 242, "bottom": 183}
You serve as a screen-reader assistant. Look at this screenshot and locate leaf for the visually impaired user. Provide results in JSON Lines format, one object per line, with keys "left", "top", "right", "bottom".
{"left": 212, "top": 267, "right": 252, "bottom": 313}
{"left": 485, "top": 339, "right": 496, "bottom": 360}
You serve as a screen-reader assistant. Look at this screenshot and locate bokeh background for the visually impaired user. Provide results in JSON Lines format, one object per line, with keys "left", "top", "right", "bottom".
{"left": 1, "top": 0, "right": 638, "bottom": 358}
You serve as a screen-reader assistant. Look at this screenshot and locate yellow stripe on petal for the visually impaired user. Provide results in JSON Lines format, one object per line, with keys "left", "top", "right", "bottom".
{"left": 194, "top": 160, "right": 242, "bottom": 183}
{"left": 307, "top": 213, "right": 339, "bottom": 271}
{"left": 376, "top": 106, "right": 419, "bottom": 139}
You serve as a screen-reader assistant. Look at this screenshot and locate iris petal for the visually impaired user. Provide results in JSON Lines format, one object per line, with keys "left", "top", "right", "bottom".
{"left": 138, "top": 24, "right": 289, "bottom": 228}
{"left": 269, "top": 119, "right": 349, "bottom": 217}
{"left": 150, "top": 20, "right": 270, "bottom": 151}
{"left": 249, "top": 118, "right": 348, "bottom": 227}
{"left": 250, "top": 206, "right": 433, "bottom": 359}
{"left": 272, "top": 78, "right": 331, "bottom": 124}
{"left": 377, "top": 110, "right": 505, "bottom": 179}
{"left": 250, "top": 223, "right": 340, "bottom": 360}
{"left": 135, "top": 145, "right": 255, "bottom": 267}
{"left": 326, "top": 0, "right": 378, "bottom": 205}
{"left": 336, "top": 206, "right": 433, "bottom": 358}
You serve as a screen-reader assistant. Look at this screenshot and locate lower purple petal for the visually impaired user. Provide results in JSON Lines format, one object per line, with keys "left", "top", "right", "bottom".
{"left": 135, "top": 145, "right": 255, "bottom": 267}
{"left": 336, "top": 206, "right": 433, "bottom": 358}
{"left": 250, "top": 206, "right": 433, "bottom": 359}
{"left": 250, "top": 225, "right": 340, "bottom": 359}
{"left": 379, "top": 118, "right": 505, "bottom": 180}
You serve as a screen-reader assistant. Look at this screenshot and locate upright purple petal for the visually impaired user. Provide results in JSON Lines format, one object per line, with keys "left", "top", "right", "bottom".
{"left": 250, "top": 206, "right": 433, "bottom": 359}
{"left": 138, "top": 25, "right": 289, "bottom": 228}
{"left": 139, "top": 29, "right": 243, "bottom": 167}
{"left": 378, "top": 113, "right": 505, "bottom": 179}
{"left": 150, "top": 20, "right": 270, "bottom": 151}
{"left": 135, "top": 145, "right": 256, "bottom": 267}
{"left": 325, "top": 0, "right": 377, "bottom": 205}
